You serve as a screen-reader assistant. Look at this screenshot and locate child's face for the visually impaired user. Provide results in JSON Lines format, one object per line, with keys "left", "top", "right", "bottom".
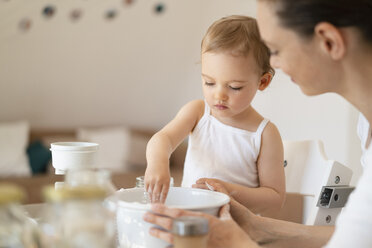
{"left": 201, "top": 51, "right": 263, "bottom": 120}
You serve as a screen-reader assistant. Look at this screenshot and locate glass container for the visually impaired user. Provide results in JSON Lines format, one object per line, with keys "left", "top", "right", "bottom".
{"left": 38, "top": 185, "right": 116, "bottom": 248}
{"left": 0, "top": 183, "right": 39, "bottom": 248}
{"left": 65, "top": 169, "right": 117, "bottom": 195}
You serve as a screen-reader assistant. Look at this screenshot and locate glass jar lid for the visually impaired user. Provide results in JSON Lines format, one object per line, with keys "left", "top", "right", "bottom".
{"left": 43, "top": 185, "right": 107, "bottom": 203}
{"left": 0, "top": 183, "right": 25, "bottom": 205}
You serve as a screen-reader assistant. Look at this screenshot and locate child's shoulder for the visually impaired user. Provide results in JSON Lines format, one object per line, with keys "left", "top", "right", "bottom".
{"left": 261, "top": 120, "right": 282, "bottom": 141}
{"left": 249, "top": 109, "right": 278, "bottom": 134}
{"left": 186, "top": 99, "right": 205, "bottom": 108}
{"left": 183, "top": 99, "right": 205, "bottom": 113}
{"left": 179, "top": 99, "right": 205, "bottom": 120}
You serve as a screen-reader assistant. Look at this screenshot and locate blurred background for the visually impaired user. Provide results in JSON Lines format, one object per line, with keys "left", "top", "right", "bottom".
{"left": 0, "top": 0, "right": 362, "bottom": 184}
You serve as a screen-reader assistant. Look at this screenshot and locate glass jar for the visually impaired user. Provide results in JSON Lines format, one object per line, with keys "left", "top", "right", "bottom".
{"left": 135, "top": 176, "right": 174, "bottom": 188}
{"left": 0, "top": 183, "right": 38, "bottom": 248}
{"left": 135, "top": 176, "right": 150, "bottom": 204}
{"left": 65, "top": 169, "right": 117, "bottom": 195}
{"left": 38, "top": 185, "right": 116, "bottom": 248}
{"left": 172, "top": 216, "right": 209, "bottom": 248}
{"left": 135, "top": 176, "right": 174, "bottom": 203}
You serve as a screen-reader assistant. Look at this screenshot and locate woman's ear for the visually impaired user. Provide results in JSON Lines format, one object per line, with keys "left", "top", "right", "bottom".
{"left": 314, "top": 22, "right": 346, "bottom": 60}
{"left": 258, "top": 72, "right": 272, "bottom": 91}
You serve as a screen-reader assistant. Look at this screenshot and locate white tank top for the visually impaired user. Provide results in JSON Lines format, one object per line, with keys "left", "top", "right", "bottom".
{"left": 181, "top": 102, "right": 269, "bottom": 188}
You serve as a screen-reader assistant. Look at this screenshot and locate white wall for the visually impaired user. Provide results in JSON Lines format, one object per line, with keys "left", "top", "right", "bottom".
{"left": 0, "top": 0, "right": 204, "bottom": 129}
{"left": 253, "top": 71, "right": 362, "bottom": 185}
{"left": 0, "top": 0, "right": 362, "bottom": 184}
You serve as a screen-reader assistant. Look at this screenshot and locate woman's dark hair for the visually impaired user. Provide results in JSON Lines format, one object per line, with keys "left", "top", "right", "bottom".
{"left": 263, "top": 0, "right": 372, "bottom": 42}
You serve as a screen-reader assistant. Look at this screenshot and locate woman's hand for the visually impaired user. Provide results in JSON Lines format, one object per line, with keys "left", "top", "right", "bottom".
{"left": 144, "top": 165, "right": 171, "bottom": 203}
{"left": 143, "top": 203, "right": 259, "bottom": 248}
{"left": 194, "top": 179, "right": 263, "bottom": 243}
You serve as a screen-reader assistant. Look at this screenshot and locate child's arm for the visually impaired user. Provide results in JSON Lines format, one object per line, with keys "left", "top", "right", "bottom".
{"left": 195, "top": 122, "right": 286, "bottom": 214}
{"left": 145, "top": 100, "right": 204, "bottom": 203}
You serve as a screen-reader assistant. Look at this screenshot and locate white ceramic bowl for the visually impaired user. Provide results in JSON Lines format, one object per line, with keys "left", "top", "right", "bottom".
{"left": 50, "top": 142, "right": 99, "bottom": 175}
{"left": 106, "top": 187, "right": 230, "bottom": 248}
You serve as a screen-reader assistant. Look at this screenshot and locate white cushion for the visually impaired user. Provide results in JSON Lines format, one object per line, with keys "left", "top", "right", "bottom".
{"left": 77, "top": 126, "right": 132, "bottom": 172}
{"left": 76, "top": 126, "right": 149, "bottom": 172}
{"left": 0, "top": 121, "right": 31, "bottom": 177}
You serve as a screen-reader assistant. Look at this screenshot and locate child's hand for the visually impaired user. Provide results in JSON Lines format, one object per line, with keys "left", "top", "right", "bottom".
{"left": 193, "top": 179, "right": 251, "bottom": 228}
{"left": 144, "top": 166, "right": 171, "bottom": 203}
{"left": 192, "top": 178, "right": 226, "bottom": 191}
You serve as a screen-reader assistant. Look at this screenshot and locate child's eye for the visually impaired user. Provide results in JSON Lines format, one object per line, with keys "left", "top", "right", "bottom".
{"left": 229, "top": 86, "right": 243, "bottom": 91}
{"left": 204, "top": 82, "right": 214, "bottom": 86}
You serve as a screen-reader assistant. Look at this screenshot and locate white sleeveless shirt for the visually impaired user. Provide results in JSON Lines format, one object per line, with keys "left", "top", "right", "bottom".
{"left": 181, "top": 102, "right": 269, "bottom": 188}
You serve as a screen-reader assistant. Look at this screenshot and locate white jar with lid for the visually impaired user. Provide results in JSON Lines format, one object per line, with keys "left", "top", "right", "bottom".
{"left": 50, "top": 142, "right": 99, "bottom": 175}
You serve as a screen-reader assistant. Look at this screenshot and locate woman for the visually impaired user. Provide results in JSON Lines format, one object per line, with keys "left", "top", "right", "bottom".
{"left": 144, "top": 0, "right": 372, "bottom": 247}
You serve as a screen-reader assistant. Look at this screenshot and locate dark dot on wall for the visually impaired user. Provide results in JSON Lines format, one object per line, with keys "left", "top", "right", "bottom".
{"left": 42, "top": 5, "right": 56, "bottom": 18}
{"left": 19, "top": 18, "right": 32, "bottom": 31}
{"left": 123, "top": 0, "right": 134, "bottom": 6}
{"left": 105, "top": 9, "right": 118, "bottom": 20}
{"left": 154, "top": 3, "right": 165, "bottom": 14}
{"left": 70, "top": 9, "right": 82, "bottom": 21}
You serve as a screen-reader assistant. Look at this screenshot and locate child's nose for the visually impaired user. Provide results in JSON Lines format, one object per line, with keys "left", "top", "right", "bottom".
{"left": 214, "top": 87, "right": 228, "bottom": 101}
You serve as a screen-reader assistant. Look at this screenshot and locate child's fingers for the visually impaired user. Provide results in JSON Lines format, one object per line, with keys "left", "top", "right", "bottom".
{"left": 144, "top": 178, "right": 153, "bottom": 194}
{"left": 205, "top": 181, "right": 215, "bottom": 191}
{"left": 192, "top": 183, "right": 209, "bottom": 190}
{"left": 160, "top": 184, "right": 169, "bottom": 203}
{"left": 206, "top": 181, "right": 229, "bottom": 195}
{"left": 152, "top": 183, "right": 162, "bottom": 203}
{"left": 196, "top": 178, "right": 208, "bottom": 184}
{"left": 145, "top": 183, "right": 152, "bottom": 195}
{"left": 145, "top": 182, "right": 153, "bottom": 201}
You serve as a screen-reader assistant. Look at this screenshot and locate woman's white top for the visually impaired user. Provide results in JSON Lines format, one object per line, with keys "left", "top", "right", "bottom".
{"left": 181, "top": 102, "right": 269, "bottom": 188}
{"left": 325, "top": 114, "right": 372, "bottom": 247}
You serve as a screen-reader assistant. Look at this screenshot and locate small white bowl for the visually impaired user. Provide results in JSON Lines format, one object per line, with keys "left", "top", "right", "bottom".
{"left": 106, "top": 187, "right": 229, "bottom": 248}
{"left": 50, "top": 142, "right": 99, "bottom": 174}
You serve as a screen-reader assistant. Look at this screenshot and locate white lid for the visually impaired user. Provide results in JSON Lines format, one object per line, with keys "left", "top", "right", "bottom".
{"left": 50, "top": 142, "right": 99, "bottom": 151}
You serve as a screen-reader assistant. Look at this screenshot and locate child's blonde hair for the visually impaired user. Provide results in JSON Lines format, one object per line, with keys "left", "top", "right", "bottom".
{"left": 201, "top": 15, "right": 274, "bottom": 76}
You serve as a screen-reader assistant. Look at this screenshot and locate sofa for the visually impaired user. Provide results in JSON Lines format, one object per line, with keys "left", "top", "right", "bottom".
{"left": 0, "top": 123, "right": 186, "bottom": 204}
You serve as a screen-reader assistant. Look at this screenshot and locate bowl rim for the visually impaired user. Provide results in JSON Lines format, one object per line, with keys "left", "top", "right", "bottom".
{"left": 107, "top": 187, "right": 230, "bottom": 211}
